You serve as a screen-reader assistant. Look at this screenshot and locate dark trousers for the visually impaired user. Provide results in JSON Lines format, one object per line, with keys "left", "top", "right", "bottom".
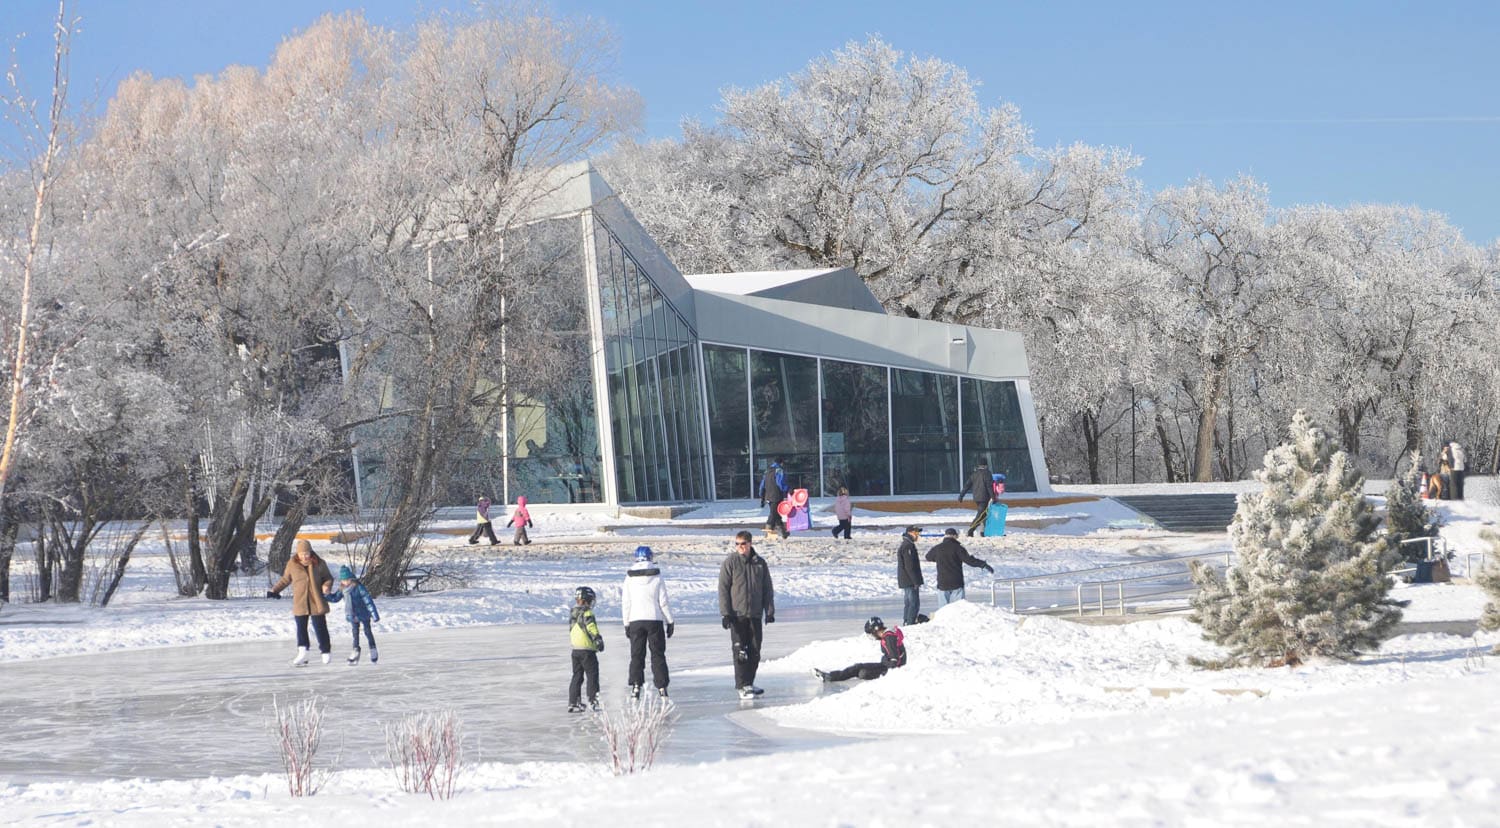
{"left": 967, "top": 500, "right": 990, "bottom": 535}
{"left": 833, "top": 519, "right": 851, "bottom": 539}
{"left": 729, "top": 617, "right": 764, "bottom": 689}
{"left": 1454, "top": 470, "right": 1466, "bottom": 500}
{"left": 350, "top": 618, "right": 376, "bottom": 650}
{"left": 469, "top": 521, "right": 498, "bottom": 544}
{"left": 824, "top": 662, "right": 889, "bottom": 682}
{"left": 294, "top": 614, "right": 331, "bottom": 653}
{"left": 766, "top": 502, "right": 787, "bottom": 536}
{"left": 569, "top": 650, "right": 600, "bottom": 705}
{"left": 902, "top": 586, "right": 921, "bottom": 626}
{"left": 626, "top": 620, "right": 670, "bottom": 689}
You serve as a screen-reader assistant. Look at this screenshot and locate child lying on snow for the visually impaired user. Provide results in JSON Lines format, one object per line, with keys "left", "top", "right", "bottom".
{"left": 814, "top": 616, "right": 906, "bottom": 682}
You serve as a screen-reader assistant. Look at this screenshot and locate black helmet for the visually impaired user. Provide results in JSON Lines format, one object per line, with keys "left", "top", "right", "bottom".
{"left": 574, "top": 586, "right": 596, "bottom": 604}
{"left": 864, "top": 616, "right": 885, "bottom": 636}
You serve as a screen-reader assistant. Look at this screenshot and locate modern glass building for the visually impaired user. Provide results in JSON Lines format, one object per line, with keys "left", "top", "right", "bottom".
{"left": 356, "top": 163, "right": 1050, "bottom": 509}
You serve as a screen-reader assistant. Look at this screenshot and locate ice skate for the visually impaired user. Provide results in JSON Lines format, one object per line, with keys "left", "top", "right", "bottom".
{"left": 347, "top": 649, "right": 361, "bottom": 665}
{"left": 590, "top": 698, "right": 601, "bottom": 712}
{"left": 630, "top": 684, "right": 642, "bottom": 700}
{"left": 737, "top": 686, "right": 757, "bottom": 700}
{"left": 369, "top": 646, "right": 378, "bottom": 663}
{"left": 290, "top": 647, "right": 309, "bottom": 667}
{"left": 814, "top": 668, "right": 829, "bottom": 682}
{"left": 321, "top": 652, "right": 331, "bottom": 664}
{"left": 657, "top": 687, "right": 669, "bottom": 698}
{"left": 567, "top": 702, "right": 585, "bottom": 713}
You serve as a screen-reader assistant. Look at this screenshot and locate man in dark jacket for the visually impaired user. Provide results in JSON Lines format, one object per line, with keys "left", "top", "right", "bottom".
{"left": 925, "top": 527, "right": 993, "bottom": 605}
{"left": 758, "top": 460, "right": 789, "bottom": 539}
{"left": 896, "top": 525, "right": 924, "bottom": 625}
{"left": 958, "top": 460, "right": 993, "bottom": 537}
{"left": 719, "top": 530, "right": 776, "bottom": 699}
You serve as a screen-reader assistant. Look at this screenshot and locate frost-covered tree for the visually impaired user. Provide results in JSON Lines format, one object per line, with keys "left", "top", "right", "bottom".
{"left": 1190, "top": 410, "right": 1403, "bottom": 666}
{"left": 1383, "top": 450, "right": 1441, "bottom": 563}
{"left": 1477, "top": 532, "right": 1500, "bottom": 650}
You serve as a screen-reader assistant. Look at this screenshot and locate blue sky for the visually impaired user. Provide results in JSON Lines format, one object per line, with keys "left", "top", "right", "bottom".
{"left": 4, "top": 0, "right": 1497, "bottom": 243}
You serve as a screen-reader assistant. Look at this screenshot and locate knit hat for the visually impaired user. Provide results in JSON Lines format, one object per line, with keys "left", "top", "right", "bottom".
{"left": 634, "top": 546, "right": 653, "bottom": 562}
{"left": 905, "top": 525, "right": 922, "bottom": 535}
{"left": 338, "top": 565, "right": 354, "bottom": 580}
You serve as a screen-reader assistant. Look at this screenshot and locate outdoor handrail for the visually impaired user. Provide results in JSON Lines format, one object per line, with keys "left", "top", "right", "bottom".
{"left": 990, "top": 549, "right": 1233, "bottom": 615}
{"left": 989, "top": 549, "right": 1232, "bottom": 586}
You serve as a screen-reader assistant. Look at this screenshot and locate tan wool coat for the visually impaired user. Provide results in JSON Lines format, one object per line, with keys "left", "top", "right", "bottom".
{"left": 270, "top": 542, "right": 334, "bottom": 616}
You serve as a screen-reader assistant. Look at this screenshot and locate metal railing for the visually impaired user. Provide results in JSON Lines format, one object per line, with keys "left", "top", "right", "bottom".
{"left": 1398, "top": 535, "right": 1450, "bottom": 562}
{"left": 989, "top": 550, "right": 1234, "bottom": 616}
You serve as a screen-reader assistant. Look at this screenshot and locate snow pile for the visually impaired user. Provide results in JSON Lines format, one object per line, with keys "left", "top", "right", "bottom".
{"left": 759, "top": 597, "right": 1500, "bottom": 736}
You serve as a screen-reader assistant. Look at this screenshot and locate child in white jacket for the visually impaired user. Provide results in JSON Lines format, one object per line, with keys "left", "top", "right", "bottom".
{"left": 621, "top": 545, "right": 675, "bottom": 699}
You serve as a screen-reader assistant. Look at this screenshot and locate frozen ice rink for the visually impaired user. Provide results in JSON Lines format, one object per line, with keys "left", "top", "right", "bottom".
{"left": 1, "top": 604, "right": 901, "bottom": 783}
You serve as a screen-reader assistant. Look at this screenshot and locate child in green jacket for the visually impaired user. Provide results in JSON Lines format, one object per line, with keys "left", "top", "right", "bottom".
{"left": 568, "top": 586, "right": 605, "bottom": 712}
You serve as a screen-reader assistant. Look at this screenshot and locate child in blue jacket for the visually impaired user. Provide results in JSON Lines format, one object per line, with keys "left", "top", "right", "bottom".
{"left": 328, "top": 565, "right": 380, "bottom": 664}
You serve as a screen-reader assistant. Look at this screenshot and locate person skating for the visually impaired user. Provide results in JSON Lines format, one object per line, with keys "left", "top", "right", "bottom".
{"left": 266, "top": 539, "right": 336, "bottom": 666}
{"left": 814, "top": 616, "right": 907, "bottom": 683}
{"left": 925, "top": 527, "right": 993, "bottom": 605}
{"left": 958, "top": 459, "right": 993, "bottom": 537}
{"left": 506, "top": 495, "right": 534, "bottom": 545}
{"left": 622, "top": 546, "right": 674, "bottom": 699}
{"left": 326, "top": 565, "right": 380, "bottom": 664}
{"left": 758, "top": 460, "right": 789, "bottom": 539}
{"left": 467, "top": 494, "right": 499, "bottom": 545}
{"left": 896, "top": 524, "right": 924, "bottom": 625}
{"left": 567, "top": 586, "right": 605, "bottom": 712}
{"left": 719, "top": 530, "right": 775, "bottom": 699}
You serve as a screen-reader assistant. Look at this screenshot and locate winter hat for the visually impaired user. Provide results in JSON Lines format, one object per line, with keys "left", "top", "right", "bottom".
{"left": 944, "top": 528, "right": 959, "bottom": 537}
{"left": 905, "top": 525, "right": 922, "bottom": 535}
{"left": 634, "top": 545, "right": 653, "bottom": 562}
{"left": 338, "top": 565, "right": 354, "bottom": 580}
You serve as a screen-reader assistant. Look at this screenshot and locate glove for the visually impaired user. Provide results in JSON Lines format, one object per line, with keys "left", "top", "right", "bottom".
{"left": 266, "top": 591, "right": 281, "bottom": 599}
{"left": 721, "top": 615, "right": 733, "bottom": 630}
{"left": 373, "top": 614, "right": 380, "bottom": 623}
{"left": 666, "top": 622, "right": 674, "bottom": 638}
{"left": 765, "top": 615, "right": 775, "bottom": 624}
{"left": 759, "top": 499, "right": 766, "bottom": 508}
{"left": 528, "top": 520, "right": 534, "bottom": 528}
{"left": 957, "top": 496, "right": 965, "bottom": 503}
{"left": 984, "top": 564, "right": 995, "bottom": 573}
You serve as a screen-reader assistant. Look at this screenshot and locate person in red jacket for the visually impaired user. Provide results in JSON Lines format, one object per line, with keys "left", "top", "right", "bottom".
{"left": 814, "top": 616, "right": 907, "bottom": 682}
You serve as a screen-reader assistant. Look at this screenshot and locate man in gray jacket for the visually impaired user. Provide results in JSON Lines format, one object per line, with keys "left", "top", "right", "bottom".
{"left": 719, "top": 530, "right": 776, "bottom": 699}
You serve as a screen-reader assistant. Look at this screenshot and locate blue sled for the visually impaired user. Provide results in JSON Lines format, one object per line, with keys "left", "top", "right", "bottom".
{"left": 983, "top": 502, "right": 1008, "bottom": 536}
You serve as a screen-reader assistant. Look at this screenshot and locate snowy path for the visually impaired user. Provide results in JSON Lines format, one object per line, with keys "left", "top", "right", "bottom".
{"left": 0, "top": 602, "right": 907, "bottom": 783}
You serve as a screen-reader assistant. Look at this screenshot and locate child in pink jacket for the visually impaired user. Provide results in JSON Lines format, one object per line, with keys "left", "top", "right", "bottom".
{"left": 506, "top": 495, "right": 534, "bottom": 546}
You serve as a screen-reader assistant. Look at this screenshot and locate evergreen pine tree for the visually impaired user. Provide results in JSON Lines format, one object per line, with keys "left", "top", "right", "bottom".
{"left": 1476, "top": 532, "right": 1500, "bottom": 653}
{"left": 1190, "top": 410, "right": 1403, "bottom": 667}
{"left": 1384, "top": 450, "right": 1442, "bottom": 563}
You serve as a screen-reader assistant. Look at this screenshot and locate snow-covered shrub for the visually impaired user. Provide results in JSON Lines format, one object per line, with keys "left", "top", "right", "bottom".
{"left": 1189, "top": 410, "right": 1403, "bottom": 667}
{"left": 271, "top": 695, "right": 331, "bottom": 797}
{"left": 384, "top": 709, "right": 465, "bottom": 800}
{"left": 594, "top": 695, "right": 677, "bottom": 775}
{"left": 1385, "top": 450, "right": 1442, "bottom": 563}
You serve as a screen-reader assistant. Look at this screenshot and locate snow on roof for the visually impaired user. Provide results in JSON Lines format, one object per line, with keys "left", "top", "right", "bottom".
{"left": 682, "top": 269, "right": 843, "bottom": 294}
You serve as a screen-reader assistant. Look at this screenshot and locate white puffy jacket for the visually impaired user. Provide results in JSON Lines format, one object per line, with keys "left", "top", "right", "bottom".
{"left": 622, "top": 562, "right": 674, "bottom": 624}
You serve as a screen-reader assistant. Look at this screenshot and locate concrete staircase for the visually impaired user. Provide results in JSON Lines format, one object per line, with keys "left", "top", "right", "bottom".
{"left": 1114, "top": 493, "right": 1241, "bottom": 533}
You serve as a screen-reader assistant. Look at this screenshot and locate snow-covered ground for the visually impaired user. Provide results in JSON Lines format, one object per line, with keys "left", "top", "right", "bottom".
{"left": 3, "top": 482, "right": 1499, "bottom": 825}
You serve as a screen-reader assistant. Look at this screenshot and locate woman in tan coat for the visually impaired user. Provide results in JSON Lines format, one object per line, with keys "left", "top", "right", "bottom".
{"left": 267, "top": 539, "right": 335, "bottom": 665}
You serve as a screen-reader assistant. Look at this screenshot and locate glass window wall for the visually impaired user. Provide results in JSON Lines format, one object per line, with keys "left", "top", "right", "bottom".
{"left": 820, "top": 360, "right": 890, "bottom": 496}
{"left": 960, "top": 378, "right": 1037, "bottom": 493}
{"left": 703, "top": 345, "right": 750, "bottom": 499}
{"left": 891, "top": 368, "right": 959, "bottom": 495}
{"left": 750, "top": 350, "right": 819, "bottom": 495}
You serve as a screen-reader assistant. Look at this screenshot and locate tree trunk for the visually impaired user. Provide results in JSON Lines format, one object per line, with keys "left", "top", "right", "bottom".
{"left": 184, "top": 465, "right": 206, "bottom": 594}
{"left": 0, "top": 513, "right": 15, "bottom": 602}
{"left": 1337, "top": 405, "right": 1365, "bottom": 458}
{"left": 1155, "top": 410, "right": 1180, "bottom": 483}
{"left": 34, "top": 525, "right": 52, "bottom": 602}
{"left": 99, "top": 522, "right": 149, "bottom": 608}
{"left": 267, "top": 495, "right": 310, "bottom": 577}
{"left": 1403, "top": 399, "right": 1422, "bottom": 458}
{"left": 1080, "top": 410, "right": 1102, "bottom": 484}
{"left": 1193, "top": 360, "right": 1227, "bottom": 483}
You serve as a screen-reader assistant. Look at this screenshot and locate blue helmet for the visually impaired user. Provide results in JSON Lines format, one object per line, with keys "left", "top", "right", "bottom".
{"left": 994, "top": 473, "right": 1006, "bottom": 482}
{"left": 634, "top": 545, "right": 653, "bottom": 563}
